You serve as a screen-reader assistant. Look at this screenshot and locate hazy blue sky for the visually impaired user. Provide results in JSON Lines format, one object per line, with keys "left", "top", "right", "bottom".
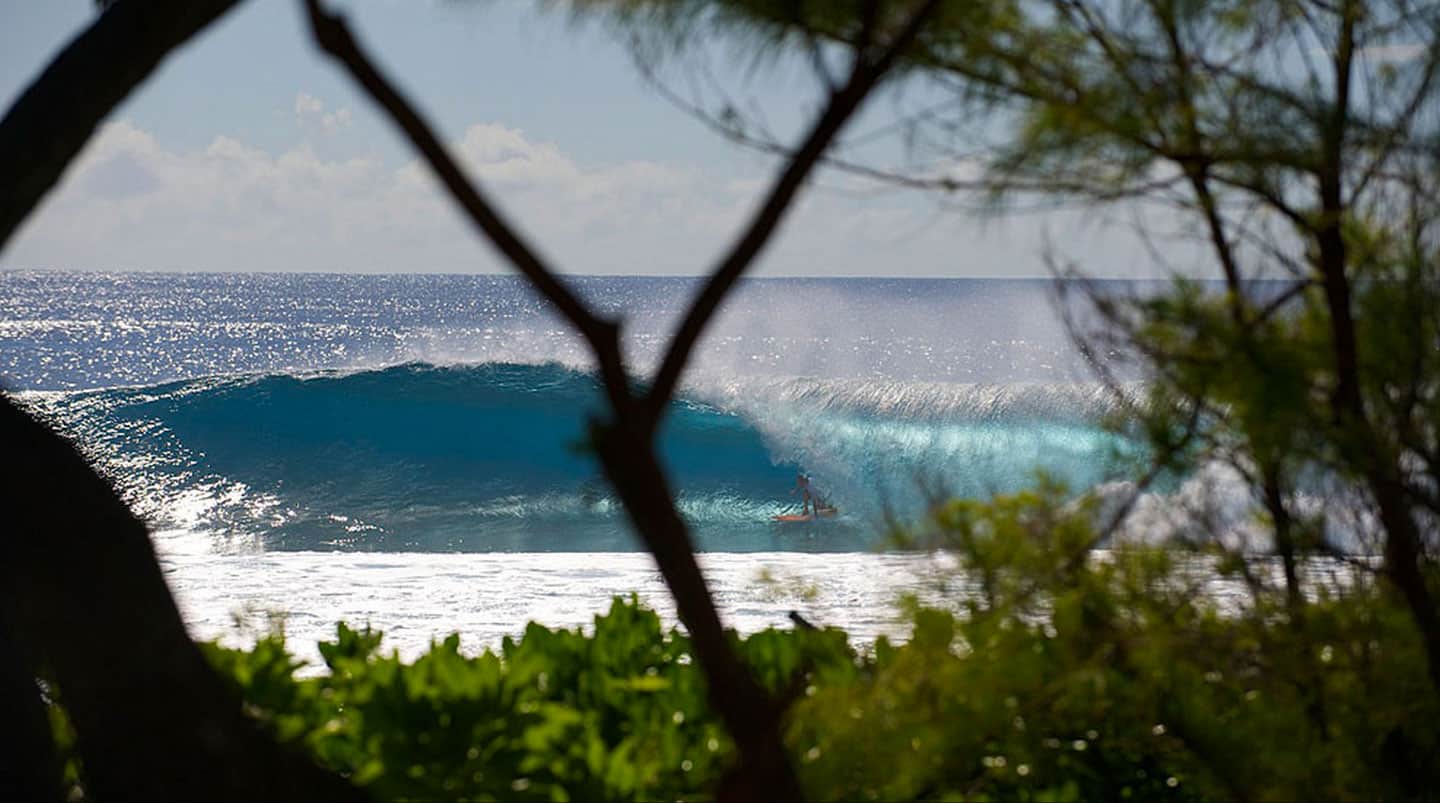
{"left": 0, "top": 0, "right": 1177, "bottom": 277}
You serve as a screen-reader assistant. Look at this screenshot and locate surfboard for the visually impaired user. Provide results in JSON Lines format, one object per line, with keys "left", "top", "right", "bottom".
{"left": 772, "top": 507, "right": 839, "bottom": 522}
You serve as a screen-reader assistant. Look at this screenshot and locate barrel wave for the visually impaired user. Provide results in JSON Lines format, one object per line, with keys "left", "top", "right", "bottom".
{"left": 28, "top": 362, "right": 1131, "bottom": 553}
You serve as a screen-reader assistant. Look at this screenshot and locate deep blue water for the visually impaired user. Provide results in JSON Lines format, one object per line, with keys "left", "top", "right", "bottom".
{"left": 2, "top": 272, "right": 1135, "bottom": 552}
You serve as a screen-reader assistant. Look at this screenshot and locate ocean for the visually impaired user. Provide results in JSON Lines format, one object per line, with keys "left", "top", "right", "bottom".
{"left": 3, "top": 271, "right": 1171, "bottom": 662}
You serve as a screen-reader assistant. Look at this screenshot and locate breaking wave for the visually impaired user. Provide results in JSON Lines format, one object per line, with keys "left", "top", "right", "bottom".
{"left": 22, "top": 362, "right": 1133, "bottom": 552}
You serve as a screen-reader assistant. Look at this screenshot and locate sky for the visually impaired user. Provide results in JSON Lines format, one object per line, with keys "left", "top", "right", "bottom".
{"left": 0, "top": 0, "right": 1180, "bottom": 277}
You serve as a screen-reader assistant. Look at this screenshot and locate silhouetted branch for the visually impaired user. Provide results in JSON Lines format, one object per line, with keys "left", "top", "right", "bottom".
{"left": 0, "top": 620, "right": 59, "bottom": 800}
{"left": 632, "top": 54, "right": 1189, "bottom": 203}
{"left": 301, "top": 0, "right": 634, "bottom": 412}
{"left": 0, "top": 1, "right": 363, "bottom": 797}
{"left": 643, "top": 0, "right": 947, "bottom": 427}
{"left": 0, "top": 0, "right": 241, "bottom": 252}
{"left": 302, "top": 2, "right": 944, "bottom": 797}
{"left": 0, "top": 395, "right": 359, "bottom": 800}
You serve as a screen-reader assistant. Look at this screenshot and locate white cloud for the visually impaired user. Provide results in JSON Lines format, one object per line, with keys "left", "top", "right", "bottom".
{"left": 1, "top": 119, "right": 1173, "bottom": 277}
{"left": 294, "top": 91, "right": 323, "bottom": 117}
{"left": 453, "top": 122, "right": 582, "bottom": 186}
{"left": 5, "top": 120, "right": 735, "bottom": 273}
{"left": 294, "top": 91, "right": 353, "bottom": 133}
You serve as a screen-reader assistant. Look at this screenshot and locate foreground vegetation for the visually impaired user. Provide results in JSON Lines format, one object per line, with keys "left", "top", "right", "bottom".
{"left": 45, "top": 486, "right": 1437, "bottom": 802}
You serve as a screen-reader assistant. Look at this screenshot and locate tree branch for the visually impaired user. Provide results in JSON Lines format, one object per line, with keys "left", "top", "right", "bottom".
{"left": 643, "top": 0, "right": 946, "bottom": 428}
{"left": 0, "top": 1, "right": 360, "bottom": 796}
{"left": 300, "top": 2, "right": 954, "bottom": 796}
{"left": 301, "top": 0, "right": 634, "bottom": 413}
{"left": 634, "top": 53, "right": 1186, "bottom": 202}
{"left": 0, "top": 0, "right": 242, "bottom": 253}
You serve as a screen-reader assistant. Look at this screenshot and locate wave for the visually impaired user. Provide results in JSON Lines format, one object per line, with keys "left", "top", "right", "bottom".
{"left": 21, "top": 362, "right": 1134, "bottom": 552}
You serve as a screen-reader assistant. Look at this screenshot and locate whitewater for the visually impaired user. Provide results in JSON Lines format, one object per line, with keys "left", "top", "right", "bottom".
{"left": 3, "top": 272, "right": 1166, "bottom": 663}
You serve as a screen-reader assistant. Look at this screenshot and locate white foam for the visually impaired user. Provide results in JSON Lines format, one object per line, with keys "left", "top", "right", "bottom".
{"left": 158, "top": 549, "right": 947, "bottom": 669}
{"left": 158, "top": 545, "right": 1282, "bottom": 674}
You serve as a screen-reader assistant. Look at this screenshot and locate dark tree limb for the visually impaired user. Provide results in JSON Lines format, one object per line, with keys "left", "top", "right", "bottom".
{"left": 302, "top": 1, "right": 944, "bottom": 797}
{"left": 0, "top": 0, "right": 359, "bottom": 797}
{"left": 0, "top": 395, "right": 360, "bottom": 801}
{"left": 587, "top": 419, "right": 804, "bottom": 800}
{"left": 631, "top": 58, "right": 1189, "bottom": 204}
{"left": 0, "top": 617, "right": 60, "bottom": 802}
{"left": 642, "top": 0, "right": 945, "bottom": 428}
{"left": 302, "top": 1, "right": 780, "bottom": 792}
{"left": 0, "top": 0, "right": 242, "bottom": 252}
{"left": 301, "top": 0, "right": 635, "bottom": 414}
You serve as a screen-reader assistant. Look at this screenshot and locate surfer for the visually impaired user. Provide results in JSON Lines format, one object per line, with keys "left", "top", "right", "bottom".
{"left": 775, "top": 473, "right": 836, "bottom": 522}
{"left": 792, "top": 471, "right": 817, "bottom": 515}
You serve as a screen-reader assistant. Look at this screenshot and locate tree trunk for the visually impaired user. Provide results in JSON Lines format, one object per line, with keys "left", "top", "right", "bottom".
{"left": 0, "top": 395, "right": 360, "bottom": 801}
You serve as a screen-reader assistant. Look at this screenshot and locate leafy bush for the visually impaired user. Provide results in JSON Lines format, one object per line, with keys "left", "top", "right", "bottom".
{"left": 177, "top": 486, "right": 1440, "bottom": 801}
{"left": 194, "top": 596, "right": 851, "bottom": 801}
{"left": 37, "top": 487, "right": 1431, "bottom": 802}
{"left": 796, "top": 483, "right": 1440, "bottom": 801}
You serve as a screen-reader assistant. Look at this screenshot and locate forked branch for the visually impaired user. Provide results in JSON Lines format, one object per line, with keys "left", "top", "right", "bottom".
{"left": 302, "top": 1, "right": 943, "bottom": 797}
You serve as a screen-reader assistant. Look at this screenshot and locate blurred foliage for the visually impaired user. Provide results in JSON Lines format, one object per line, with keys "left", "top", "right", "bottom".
{"left": 46, "top": 485, "right": 1436, "bottom": 801}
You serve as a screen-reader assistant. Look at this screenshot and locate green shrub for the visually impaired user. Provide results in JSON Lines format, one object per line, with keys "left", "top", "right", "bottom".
{"left": 52, "top": 487, "right": 1435, "bottom": 801}
{"left": 197, "top": 596, "right": 858, "bottom": 801}
{"left": 794, "top": 483, "right": 1440, "bottom": 801}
